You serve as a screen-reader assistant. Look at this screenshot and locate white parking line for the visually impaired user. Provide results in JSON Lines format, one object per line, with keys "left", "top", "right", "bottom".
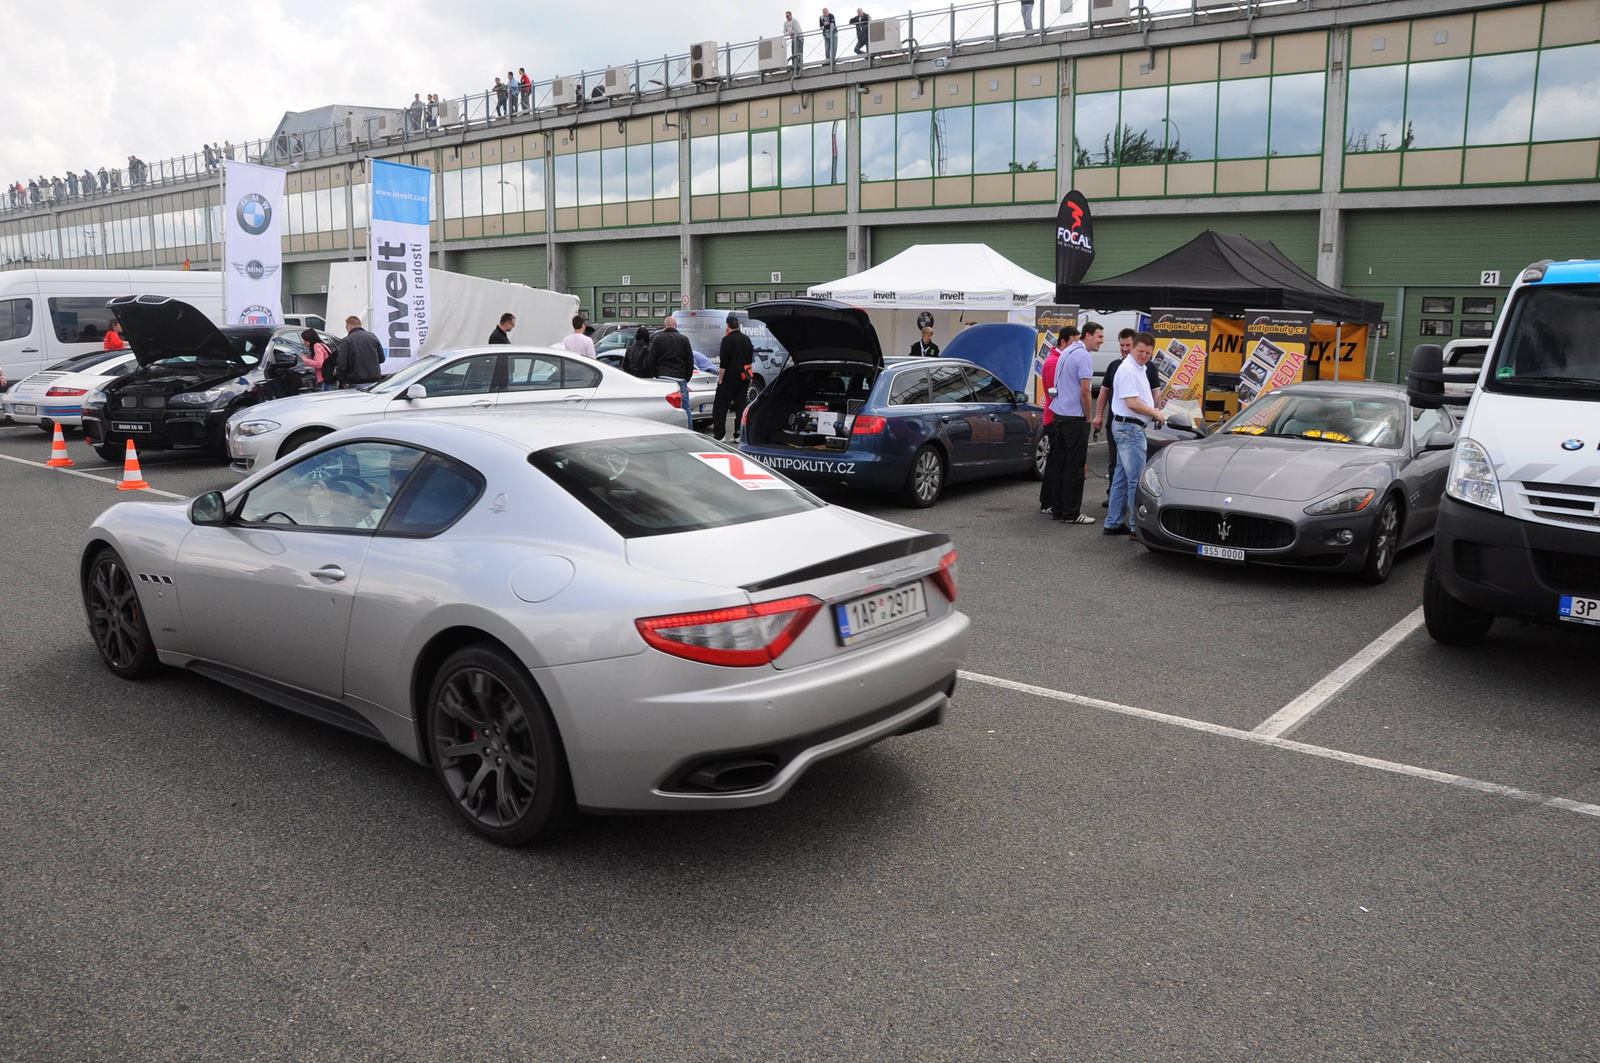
{"left": 1254, "top": 607, "right": 1426, "bottom": 738}
{"left": 0, "top": 451, "right": 185, "bottom": 499}
{"left": 957, "top": 670, "right": 1600, "bottom": 821}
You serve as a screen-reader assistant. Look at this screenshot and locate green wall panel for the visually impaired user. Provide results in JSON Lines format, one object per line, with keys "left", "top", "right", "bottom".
{"left": 1344, "top": 204, "right": 1600, "bottom": 381}
{"left": 454, "top": 247, "right": 547, "bottom": 289}
{"left": 702, "top": 230, "right": 846, "bottom": 286}
{"left": 566, "top": 237, "right": 678, "bottom": 288}
{"left": 1087, "top": 213, "right": 1320, "bottom": 280}
{"left": 282, "top": 260, "right": 330, "bottom": 295}
{"left": 871, "top": 220, "right": 1053, "bottom": 277}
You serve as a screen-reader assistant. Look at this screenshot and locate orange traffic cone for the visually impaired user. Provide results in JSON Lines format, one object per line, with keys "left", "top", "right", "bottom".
{"left": 117, "top": 439, "right": 150, "bottom": 490}
{"left": 45, "top": 423, "right": 74, "bottom": 467}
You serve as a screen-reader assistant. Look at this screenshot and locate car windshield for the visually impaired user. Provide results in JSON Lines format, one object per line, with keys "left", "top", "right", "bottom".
{"left": 152, "top": 333, "right": 269, "bottom": 368}
{"left": 1447, "top": 345, "right": 1487, "bottom": 369}
{"left": 370, "top": 354, "right": 446, "bottom": 394}
{"left": 1484, "top": 285, "right": 1600, "bottom": 400}
{"left": 532, "top": 435, "right": 824, "bottom": 538}
{"left": 1221, "top": 392, "right": 1407, "bottom": 447}
{"left": 47, "top": 350, "right": 121, "bottom": 373}
{"left": 595, "top": 331, "right": 635, "bottom": 354}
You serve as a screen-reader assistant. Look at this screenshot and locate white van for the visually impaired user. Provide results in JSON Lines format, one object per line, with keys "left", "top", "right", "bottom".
{"left": 1407, "top": 258, "right": 1600, "bottom": 646}
{"left": 0, "top": 269, "right": 222, "bottom": 387}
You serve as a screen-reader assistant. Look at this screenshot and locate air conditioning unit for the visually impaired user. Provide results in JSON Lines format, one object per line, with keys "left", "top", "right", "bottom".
{"left": 1089, "top": 0, "right": 1132, "bottom": 20}
{"left": 690, "top": 41, "right": 721, "bottom": 82}
{"left": 868, "top": 16, "right": 903, "bottom": 55}
{"left": 550, "top": 76, "right": 579, "bottom": 106}
{"left": 372, "top": 114, "right": 391, "bottom": 136}
{"left": 602, "top": 66, "right": 632, "bottom": 96}
{"left": 440, "top": 98, "right": 461, "bottom": 125}
{"left": 344, "top": 116, "right": 365, "bottom": 145}
{"left": 757, "top": 36, "right": 788, "bottom": 72}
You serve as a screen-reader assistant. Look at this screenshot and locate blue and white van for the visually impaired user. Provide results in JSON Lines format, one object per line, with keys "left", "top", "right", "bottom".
{"left": 1408, "top": 259, "right": 1600, "bottom": 645}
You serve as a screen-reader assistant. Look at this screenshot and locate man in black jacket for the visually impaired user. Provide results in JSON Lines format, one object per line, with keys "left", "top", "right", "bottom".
{"left": 712, "top": 313, "right": 754, "bottom": 441}
{"left": 487, "top": 313, "right": 514, "bottom": 344}
{"left": 850, "top": 8, "right": 870, "bottom": 54}
{"left": 648, "top": 316, "right": 696, "bottom": 428}
{"left": 340, "top": 317, "right": 386, "bottom": 386}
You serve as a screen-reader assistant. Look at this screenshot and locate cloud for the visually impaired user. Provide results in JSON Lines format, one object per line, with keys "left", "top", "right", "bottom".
{"left": 0, "top": 0, "right": 784, "bottom": 181}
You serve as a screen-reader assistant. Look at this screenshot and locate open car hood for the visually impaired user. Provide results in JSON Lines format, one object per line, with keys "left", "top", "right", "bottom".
{"left": 941, "top": 323, "right": 1037, "bottom": 394}
{"left": 745, "top": 299, "right": 882, "bottom": 369}
{"left": 108, "top": 295, "right": 241, "bottom": 369}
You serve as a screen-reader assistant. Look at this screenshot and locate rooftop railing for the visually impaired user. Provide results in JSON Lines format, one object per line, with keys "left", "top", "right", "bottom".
{"left": 1, "top": 0, "right": 1309, "bottom": 218}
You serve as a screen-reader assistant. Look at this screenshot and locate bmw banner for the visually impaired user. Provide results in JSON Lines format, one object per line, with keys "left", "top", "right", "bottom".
{"left": 221, "top": 161, "right": 285, "bottom": 326}
{"left": 368, "top": 159, "right": 432, "bottom": 368}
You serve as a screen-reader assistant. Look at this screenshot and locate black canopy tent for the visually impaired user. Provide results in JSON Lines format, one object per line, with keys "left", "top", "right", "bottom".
{"left": 1055, "top": 230, "right": 1384, "bottom": 323}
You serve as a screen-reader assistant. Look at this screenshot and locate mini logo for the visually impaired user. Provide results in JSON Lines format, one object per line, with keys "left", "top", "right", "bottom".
{"left": 1561, "top": 439, "right": 1584, "bottom": 451}
{"left": 1216, "top": 518, "right": 1232, "bottom": 542}
{"left": 238, "top": 304, "right": 276, "bottom": 325}
{"left": 231, "top": 259, "right": 279, "bottom": 281}
{"left": 236, "top": 193, "right": 272, "bottom": 235}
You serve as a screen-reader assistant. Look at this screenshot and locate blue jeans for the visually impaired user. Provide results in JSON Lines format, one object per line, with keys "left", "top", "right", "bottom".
{"left": 1106, "top": 420, "right": 1145, "bottom": 531}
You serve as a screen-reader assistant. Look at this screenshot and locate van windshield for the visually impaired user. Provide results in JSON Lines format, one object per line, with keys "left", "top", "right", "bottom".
{"left": 1485, "top": 286, "right": 1600, "bottom": 400}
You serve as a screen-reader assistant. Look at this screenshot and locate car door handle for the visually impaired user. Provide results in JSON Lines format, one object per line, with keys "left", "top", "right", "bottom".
{"left": 562, "top": 393, "right": 585, "bottom": 403}
{"left": 311, "top": 565, "right": 346, "bottom": 582}
{"left": 469, "top": 399, "right": 493, "bottom": 408}
{"left": 21, "top": 347, "right": 38, "bottom": 354}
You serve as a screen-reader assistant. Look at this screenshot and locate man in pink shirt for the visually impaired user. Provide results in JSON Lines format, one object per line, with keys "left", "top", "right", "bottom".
{"left": 1037, "top": 326, "right": 1074, "bottom": 515}
{"left": 560, "top": 314, "right": 597, "bottom": 358}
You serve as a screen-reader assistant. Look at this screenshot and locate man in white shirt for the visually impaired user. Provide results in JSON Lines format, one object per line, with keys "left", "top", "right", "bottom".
{"left": 1104, "top": 332, "right": 1166, "bottom": 539}
{"left": 560, "top": 315, "right": 597, "bottom": 359}
{"left": 783, "top": 11, "right": 803, "bottom": 71}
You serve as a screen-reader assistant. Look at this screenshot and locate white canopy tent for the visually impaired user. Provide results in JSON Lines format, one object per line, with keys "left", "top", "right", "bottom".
{"left": 807, "top": 244, "right": 1053, "bottom": 355}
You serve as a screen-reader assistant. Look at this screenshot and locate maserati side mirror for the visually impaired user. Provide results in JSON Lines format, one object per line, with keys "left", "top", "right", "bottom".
{"left": 190, "top": 490, "right": 227, "bottom": 526}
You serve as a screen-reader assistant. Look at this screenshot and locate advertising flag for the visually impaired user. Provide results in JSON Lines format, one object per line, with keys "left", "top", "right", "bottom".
{"left": 1238, "top": 311, "right": 1312, "bottom": 406}
{"left": 1053, "top": 191, "right": 1095, "bottom": 288}
{"left": 1031, "top": 304, "right": 1078, "bottom": 405}
{"left": 221, "top": 161, "right": 285, "bottom": 326}
{"left": 1149, "top": 308, "right": 1211, "bottom": 426}
{"left": 369, "top": 158, "right": 432, "bottom": 368}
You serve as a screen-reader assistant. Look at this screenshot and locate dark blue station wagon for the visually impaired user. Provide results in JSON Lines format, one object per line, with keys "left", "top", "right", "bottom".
{"left": 738, "top": 300, "right": 1045, "bottom": 507}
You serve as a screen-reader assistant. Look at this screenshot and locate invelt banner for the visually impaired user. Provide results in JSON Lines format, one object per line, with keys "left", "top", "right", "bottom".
{"left": 221, "top": 161, "right": 285, "bottom": 326}
{"left": 369, "top": 158, "right": 432, "bottom": 367}
{"left": 1239, "top": 310, "right": 1312, "bottom": 406}
{"left": 1031, "top": 304, "right": 1078, "bottom": 405}
{"left": 1150, "top": 308, "right": 1211, "bottom": 425}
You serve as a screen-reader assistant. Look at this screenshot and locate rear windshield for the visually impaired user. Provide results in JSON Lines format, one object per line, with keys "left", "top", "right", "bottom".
{"left": 1486, "top": 286, "right": 1600, "bottom": 400}
{"left": 47, "top": 350, "right": 122, "bottom": 373}
{"left": 531, "top": 435, "right": 823, "bottom": 538}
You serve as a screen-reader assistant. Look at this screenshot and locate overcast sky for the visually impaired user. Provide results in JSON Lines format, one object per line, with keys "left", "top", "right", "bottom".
{"left": 0, "top": 0, "right": 833, "bottom": 181}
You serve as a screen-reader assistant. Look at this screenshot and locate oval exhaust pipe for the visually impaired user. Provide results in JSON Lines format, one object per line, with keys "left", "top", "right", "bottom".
{"left": 687, "top": 757, "right": 779, "bottom": 793}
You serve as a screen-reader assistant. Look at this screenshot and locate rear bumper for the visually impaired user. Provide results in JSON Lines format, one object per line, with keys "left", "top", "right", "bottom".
{"left": 1433, "top": 496, "right": 1600, "bottom": 622}
{"left": 538, "top": 609, "right": 969, "bottom": 812}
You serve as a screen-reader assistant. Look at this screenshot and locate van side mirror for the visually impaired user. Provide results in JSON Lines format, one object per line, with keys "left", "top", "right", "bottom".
{"left": 404, "top": 384, "right": 427, "bottom": 400}
{"left": 1407, "top": 344, "right": 1470, "bottom": 409}
{"left": 1423, "top": 429, "right": 1458, "bottom": 452}
{"left": 190, "top": 490, "right": 228, "bottom": 526}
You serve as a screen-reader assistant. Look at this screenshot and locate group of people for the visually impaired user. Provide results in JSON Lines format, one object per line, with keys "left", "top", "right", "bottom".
{"left": 406, "top": 94, "right": 447, "bottom": 132}
{"left": 264, "top": 318, "right": 387, "bottom": 398}
{"left": 1039, "top": 324, "right": 1167, "bottom": 536}
{"left": 492, "top": 69, "right": 535, "bottom": 117}
{"left": 7, "top": 163, "right": 131, "bottom": 210}
{"left": 200, "top": 142, "right": 235, "bottom": 173}
{"left": 784, "top": 8, "right": 875, "bottom": 65}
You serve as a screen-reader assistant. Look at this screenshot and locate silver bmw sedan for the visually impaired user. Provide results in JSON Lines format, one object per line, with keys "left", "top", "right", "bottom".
{"left": 80, "top": 412, "right": 968, "bottom": 844}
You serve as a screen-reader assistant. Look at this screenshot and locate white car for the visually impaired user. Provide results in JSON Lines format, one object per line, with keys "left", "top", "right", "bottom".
{"left": 2, "top": 349, "right": 138, "bottom": 432}
{"left": 225, "top": 345, "right": 685, "bottom": 473}
{"left": 1441, "top": 338, "right": 1489, "bottom": 401}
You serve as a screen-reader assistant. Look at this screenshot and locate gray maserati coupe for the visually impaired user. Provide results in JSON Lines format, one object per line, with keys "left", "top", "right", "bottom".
{"left": 1133, "top": 382, "right": 1458, "bottom": 583}
{"left": 79, "top": 412, "right": 968, "bottom": 844}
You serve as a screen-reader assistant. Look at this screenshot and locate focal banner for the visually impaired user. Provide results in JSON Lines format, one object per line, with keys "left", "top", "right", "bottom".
{"left": 369, "top": 159, "right": 432, "bottom": 367}
{"left": 1031, "top": 304, "right": 1078, "bottom": 405}
{"left": 1239, "top": 310, "right": 1312, "bottom": 406}
{"left": 1149, "top": 308, "right": 1211, "bottom": 426}
{"left": 1054, "top": 191, "right": 1095, "bottom": 288}
{"left": 221, "top": 161, "right": 285, "bottom": 326}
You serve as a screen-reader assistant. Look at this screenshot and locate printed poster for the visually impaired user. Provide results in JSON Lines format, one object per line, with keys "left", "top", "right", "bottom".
{"left": 221, "top": 161, "right": 285, "bottom": 326}
{"left": 368, "top": 159, "right": 433, "bottom": 369}
{"left": 1238, "top": 311, "right": 1312, "bottom": 406}
{"left": 1149, "top": 308, "right": 1211, "bottom": 428}
{"left": 1031, "top": 304, "right": 1078, "bottom": 405}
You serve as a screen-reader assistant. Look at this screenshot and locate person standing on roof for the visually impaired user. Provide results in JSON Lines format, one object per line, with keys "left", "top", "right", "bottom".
{"left": 783, "top": 11, "right": 804, "bottom": 72}
{"left": 850, "top": 8, "right": 871, "bottom": 54}
{"left": 713, "top": 313, "right": 754, "bottom": 441}
{"left": 819, "top": 8, "right": 839, "bottom": 60}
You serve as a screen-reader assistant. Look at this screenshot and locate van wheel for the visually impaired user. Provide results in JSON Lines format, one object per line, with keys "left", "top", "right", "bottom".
{"left": 1423, "top": 554, "right": 1494, "bottom": 646}
{"left": 903, "top": 446, "right": 945, "bottom": 508}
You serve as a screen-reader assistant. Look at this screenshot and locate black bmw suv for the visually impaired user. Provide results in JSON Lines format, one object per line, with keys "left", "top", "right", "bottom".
{"left": 82, "top": 296, "right": 330, "bottom": 462}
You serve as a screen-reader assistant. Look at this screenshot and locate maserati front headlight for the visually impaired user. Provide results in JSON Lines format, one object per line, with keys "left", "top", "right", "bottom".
{"left": 1139, "top": 464, "right": 1163, "bottom": 498}
{"left": 1304, "top": 487, "right": 1376, "bottom": 515}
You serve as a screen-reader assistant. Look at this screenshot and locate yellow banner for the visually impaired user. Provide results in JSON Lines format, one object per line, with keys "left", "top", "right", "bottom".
{"left": 1239, "top": 311, "right": 1312, "bottom": 406}
{"left": 1308, "top": 323, "right": 1370, "bottom": 381}
{"left": 1150, "top": 308, "right": 1210, "bottom": 428}
{"left": 1031, "top": 304, "right": 1077, "bottom": 405}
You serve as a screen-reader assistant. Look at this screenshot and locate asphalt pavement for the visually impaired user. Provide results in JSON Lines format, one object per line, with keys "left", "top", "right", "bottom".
{"left": 1, "top": 423, "right": 1596, "bottom": 1062}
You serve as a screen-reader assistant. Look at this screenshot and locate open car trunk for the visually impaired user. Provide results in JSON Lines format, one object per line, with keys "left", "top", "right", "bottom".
{"left": 748, "top": 362, "right": 880, "bottom": 452}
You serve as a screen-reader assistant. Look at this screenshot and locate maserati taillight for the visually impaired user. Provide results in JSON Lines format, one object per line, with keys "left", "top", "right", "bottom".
{"left": 636, "top": 596, "right": 823, "bottom": 666}
{"left": 930, "top": 550, "right": 959, "bottom": 602}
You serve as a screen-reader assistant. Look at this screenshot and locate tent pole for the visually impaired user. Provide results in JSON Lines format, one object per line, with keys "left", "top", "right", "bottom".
{"left": 1334, "top": 322, "right": 1342, "bottom": 381}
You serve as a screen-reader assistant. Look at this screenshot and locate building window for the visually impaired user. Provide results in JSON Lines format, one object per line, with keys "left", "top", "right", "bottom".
{"left": 1419, "top": 318, "right": 1453, "bottom": 336}
{"left": 1532, "top": 43, "right": 1600, "bottom": 141}
{"left": 1269, "top": 72, "right": 1325, "bottom": 156}
{"left": 554, "top": 155, "right": 578, "bottom": 208}
{"left": 1165, "top": 83, "right": 1217, "bottom": 161}
{"left": 973, "top": 101, "right": 1013, "bottom": 173}
{"left": 1218, "top": 78, "right": 1270, "bottom": 159}
{"left": 691, "top": 136, "right": 718, "bottom": 195}
{"left": 719, "top": 133, "right": 749, "bottom": 193}
{"left": 1013, "top": 97, "right": 1056, "bottom": 171}
{"left": 1461, "top": 297, "right": 1495, "bottom": 316}
{"left": 523, "top": 156, "right": 547, "bottom": 211}
{"left": 1073, "top": 91, "right": 1120, "bottom": 167}
{"left": 1346, "top": 65, "right": 1407, "bottom": 152}
{"left": 751, "top": 130, "right": 779, "bottom": 189}
{"left": 1405, "top": 59, "right": 1470, "bottom": 149}
{"left": 861, "top": 114, "right": 895, "bottom": 181}
{"left": 814, "top": 119, "right": 846, "bottom": 185}
{"left": 1119, "top": 87, "right": 1167, "bottom": 163}
{"left": 653, "top": 140, "right": 680, "bottom": 198}
{"left": 896, "top": 110, "right": 933, "bottom": 178}
{"left": 933, "top": 107, "right": 973, "bottom": 175}
{"left": 780, "top": 123, "right": 812, "bottom": 187}
{"left": 1459, "top": 319, "right": 1494, "bottom": 337}
{"left": 1466, "top": 52, "right": 1537, "bottom": 145}
{"left": 577, "top": 151, "right": 601, "bottom": 206}
{"left": 601, "top": 146, "right": 627, "bottom": 204}
{"left": 1421, "top": 296, "right": 1455, "bottom": 313}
